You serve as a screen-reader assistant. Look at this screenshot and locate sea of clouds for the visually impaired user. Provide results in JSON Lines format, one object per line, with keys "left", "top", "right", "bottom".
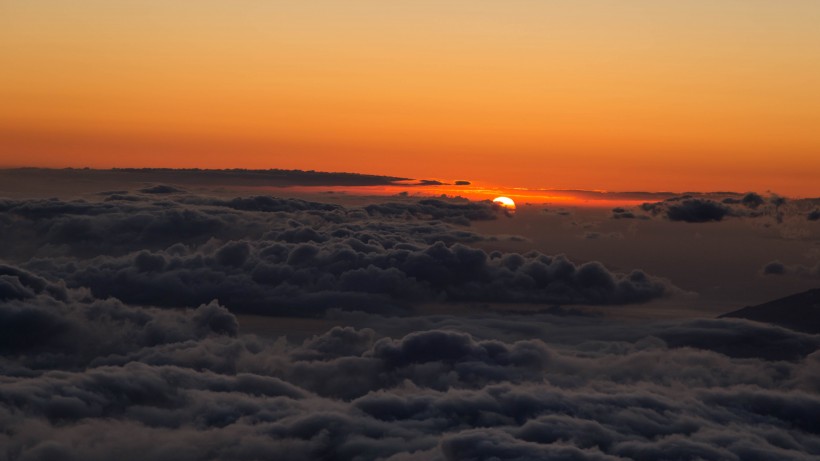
{"left": 1, "top": 187, "right": 819, "bottom": 460}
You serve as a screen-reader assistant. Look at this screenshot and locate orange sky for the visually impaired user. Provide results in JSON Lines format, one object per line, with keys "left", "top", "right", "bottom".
{"left": 2, "top": 1, "right": 820, "bottom": 195}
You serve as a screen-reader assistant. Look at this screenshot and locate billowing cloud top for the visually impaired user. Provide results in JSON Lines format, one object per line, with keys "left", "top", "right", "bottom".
{"left": 0, "top": 192, "right": 674, "bottom": 316}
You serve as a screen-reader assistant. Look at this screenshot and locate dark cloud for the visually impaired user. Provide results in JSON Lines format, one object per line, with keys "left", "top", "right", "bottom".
{"left": 632, "top": 192, "right": 817, "bottom": 224}
{"left": 0, "top": 194, "right": 673, "bottom": 316}
{"left": 666, "top": 199, "right": 730, "bottom": 223}
{"left": 0, "top": 268, "right": 237, "bottom": 369}
{"left": 364, "top": 198, "right": 498, "bottom": 224}
{"left": 4, "top": 305, "right": 820, "bottom": 460}
{"left": 583, "top": 231, "right": 624, "bottom": 240}
{"left": 3, "top": 268, "right": 820, "bottom": 461}
{"left": 742, "top": 192, "right": 766, "bottom": 209}
{"left": 439, "top": 429, "right": 621, "bottom": 461}
{"left": 0, "top": 168, "right": 410, "bottom": 197}
{"left": 103, "top": 194, "right": 145, "bottom": 202}
{"left": 763, "top": 261, "right": 788, "bottom": 275}
{"left": 35, "top": 241, "right": 672, "bottom": 316}
{"left": 0, "top": 264, "right": 67, "bottom": 302}
{"left": 0, "top": 195, "right": 484, "bottom": 260}
{"left": 655, "top": 318, "right": 820, "bottom": 361}
{"left": 759, "top": 260, "right": 820, "bottom": 280}
{"left": 610, "top": 207, "right": 649, "bottom": 220}
{"left": 219, "top": 195, "right": 342, "bottom": 213}
{"left": 139, "top": 185, "right": 185, "bottom": 194}
{"left": 722, "top": 192, "right": 766, "bottom": 211}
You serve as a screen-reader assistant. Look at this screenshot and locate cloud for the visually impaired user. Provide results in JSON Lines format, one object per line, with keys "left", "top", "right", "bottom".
{"left": 0, "top": 194, "right": 675, "bottom": 316}
{"left": 439, "top": 429, "right": 621, "bottom": 461}
{"left": 654, "top": 318, "right": 820, "bottom": 361}
{"left": 139, "top": 185, "right": 185, "bottom": 194}
{"left": 633, "top": 199, "right": 729, "bottom": 222}
{"left": 583, "top": 232, "right": 625, "bottom": 240}
{"left": 38, "top": 243, "right": 673, "bottom": 316}
{"left": 741, "top": 192, "right": 766, "bottom": 209}
{"left": 2, "top": 167, "right": 412, "bottom": 193}
{"left": 665, "top": 199, "right": 730, "bottom": 223}
{"left": 364, "top": 198, "right": 498, "bottom": 224}
{"left": 760, "top": 260, "right": 820, "bottom": 279}
{"left": 0, "top": 195, "right": 487, "bottom": 260}
{"left": 611, "top": 207, "right": 649, "bottom": 220}
{"left": 627, "top": 193, "right": 818, "bottom": 225}
{"left": 0, "top": 273, "right": 237, "bottom": 369}
{"left": 763, "top": 260, "right": 788, "bottom": 275}
{"left": 3, "top": 279, "right": 820, "bottom": 461}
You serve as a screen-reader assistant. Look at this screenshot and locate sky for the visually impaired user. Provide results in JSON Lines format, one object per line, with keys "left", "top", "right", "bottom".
{"left": 2, "top": 1, "right": 820, "bottom": 195}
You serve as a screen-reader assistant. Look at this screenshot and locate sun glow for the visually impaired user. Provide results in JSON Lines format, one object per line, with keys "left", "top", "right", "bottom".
{"left": 267, "top": 181, "right": 656, "bottom": 208}
{"left": 493, "top": 196, "right": 516, "bottom": 216}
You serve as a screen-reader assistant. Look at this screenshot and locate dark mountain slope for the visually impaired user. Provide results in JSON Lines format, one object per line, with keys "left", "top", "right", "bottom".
{"left": 719, "top": 288, "right": 820, "bottom": 334}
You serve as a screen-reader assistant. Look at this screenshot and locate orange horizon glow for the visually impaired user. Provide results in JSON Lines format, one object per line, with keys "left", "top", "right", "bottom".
{"left": 2, "top": 1, "right": 820, "bottom": 196}
{"left": 254, "top": 182, "right": 712, "bottom": 209}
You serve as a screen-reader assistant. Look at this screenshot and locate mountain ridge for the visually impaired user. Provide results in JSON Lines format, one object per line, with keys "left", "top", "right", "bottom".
{"left": 719, "top": 288, "right": 820, "bottom": 334}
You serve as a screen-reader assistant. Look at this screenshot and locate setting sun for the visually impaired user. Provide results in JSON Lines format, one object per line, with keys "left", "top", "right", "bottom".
{"left": 493, "top": 196, "right": 516, "bottom": 216}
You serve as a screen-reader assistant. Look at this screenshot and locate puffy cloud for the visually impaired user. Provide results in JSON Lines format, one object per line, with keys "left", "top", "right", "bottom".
{"left": 763, "top": 261, "right": 788, "bottom": 275}
{"left": 139, "top": 185, "right": 185, "bottom": 194}
{"left": 611, "top": 207, "right": 649, "bottom": 220}
{"left": 364, "top": 198, "right": 498, "bottom": 224}
{"left": 3, "top": 283, "right": 820, "bottom": 460}
{"left": 654, "top": 318, "right": 820, "bottom": 361}
{"left": 628, "top": 192, "right": 818, "bottom": 224}
{"left": 0, "top": 263, "right": 237, "bottom": 369}
{"left": 439, "top": 429, "right": 621, "bottom": 461}
{"left": 0, "top": 194, "right": 674, "bottom": 316}
{"left": 759, "top": 260, "right": 820, "bottom": 279}
{"left": 0, "top": 195, "right": 494, "bottom": 261}
{"left": 0, "top": 264, "right": 67, "bottom": 302}
{"left": 583, "top": 232, "right": 625, "bottom": 240}
{"left": 741, "top": 192, "right": 766, "bottom": 209}
{"left": 46, "top": 243, "right": 672, "bottom": 315}
{"left": 666, "top": 199, "right": 730, "bottom": 223}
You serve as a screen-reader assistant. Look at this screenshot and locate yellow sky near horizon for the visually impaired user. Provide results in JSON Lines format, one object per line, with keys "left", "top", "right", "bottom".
{"left": 2, "top": 1, "right": 819, "bottom": 194}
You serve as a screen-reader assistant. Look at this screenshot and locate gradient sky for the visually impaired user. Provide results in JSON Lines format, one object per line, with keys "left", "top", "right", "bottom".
{"left": 2, "top": 1, "right": 819, "bottom": 194}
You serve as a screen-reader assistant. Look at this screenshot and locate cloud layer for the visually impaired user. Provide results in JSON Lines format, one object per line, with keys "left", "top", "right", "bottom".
{"left": 2, "top": 189, "right": 818, "bottom": 460}
{"left": 617, "top": 192, "right": 820, "bottom": 224}
{"left": 2, "top": 278, "right": 819, "bottom": 460}
{"left": 1, "top": 193, "right": 674, "bottom": 316}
